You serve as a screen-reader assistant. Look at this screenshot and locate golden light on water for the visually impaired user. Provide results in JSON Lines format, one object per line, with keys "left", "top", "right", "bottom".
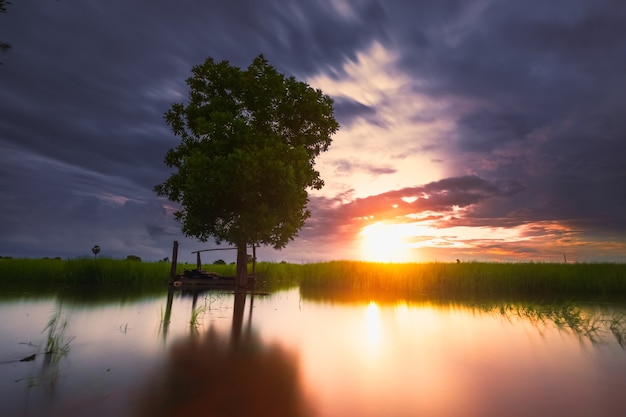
{"left": 365, "top": 302, "right": 382, "bottom": 355}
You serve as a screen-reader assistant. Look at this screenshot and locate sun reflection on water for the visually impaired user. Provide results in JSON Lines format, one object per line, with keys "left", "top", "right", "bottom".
{"left": 364, "top": 302, "right": 382, "bottom": 355}
{"left": 3, "top": 289, "right": 626, "bottom": 417}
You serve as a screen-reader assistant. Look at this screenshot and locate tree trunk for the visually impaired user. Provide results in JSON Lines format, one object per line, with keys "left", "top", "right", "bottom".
{"left": 169, "top": 241, "right": 178, "bottom": 281}
{"left": 235, "top": 244, "right": 248, "bottom": 288}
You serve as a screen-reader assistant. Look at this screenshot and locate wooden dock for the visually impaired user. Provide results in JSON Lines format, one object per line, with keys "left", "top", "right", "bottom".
{"left": 168, "top": 241, "right": 256, "bottom": 289}
{"left": 170, "top": 268, "right": 256, "bottom": 289}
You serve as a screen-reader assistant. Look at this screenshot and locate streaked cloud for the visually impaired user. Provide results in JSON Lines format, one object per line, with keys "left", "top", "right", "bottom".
{"left": 1, "top": 0, "right": 625, "bottom": 263}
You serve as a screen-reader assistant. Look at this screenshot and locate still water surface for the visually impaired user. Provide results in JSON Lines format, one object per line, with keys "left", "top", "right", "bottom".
{"left": 1, "top": 288, "right": 626, "bottom": 417}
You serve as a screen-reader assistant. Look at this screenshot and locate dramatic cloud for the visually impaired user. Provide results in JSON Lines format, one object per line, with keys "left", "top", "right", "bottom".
{"left": 1, "top": 0, "right": 625, "bottom": 263}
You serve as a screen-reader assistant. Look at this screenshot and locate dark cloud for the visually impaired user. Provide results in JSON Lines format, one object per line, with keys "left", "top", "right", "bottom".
{"left": 1, "top": 0, "right": 625, "bottom": 262}
{"left": 342, "top": 175, "right": 525, "bottom": 219}
{"left": 333, "top": 159, "right": 397, "bottom": 177}
{"left": 332, "top": 97, "right": 380, "bottom": 128}
{"left": 376, "top": 0, "right": 626, "bottom": 241}
{"left": 295, "top": 175, "right": 526, "bottom": 248}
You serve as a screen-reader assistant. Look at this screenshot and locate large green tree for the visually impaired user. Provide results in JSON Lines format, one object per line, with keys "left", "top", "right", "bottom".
{"left": 155, "top": 55, "right": 338, "bottom": 285}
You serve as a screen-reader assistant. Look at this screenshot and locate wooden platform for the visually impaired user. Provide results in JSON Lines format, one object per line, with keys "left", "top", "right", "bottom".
{"left": 170, "top": 269, "right": 256, "bottom": 288}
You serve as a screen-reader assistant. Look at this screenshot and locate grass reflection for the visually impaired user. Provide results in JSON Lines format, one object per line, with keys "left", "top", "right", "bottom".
{"left": 480, "top": 302, "right": 626, "bottom": 348}
{"left": 300, "top": 287, "right": 626, "bottom": 349}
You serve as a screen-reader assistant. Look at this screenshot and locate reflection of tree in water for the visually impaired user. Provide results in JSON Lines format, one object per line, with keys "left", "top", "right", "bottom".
{"left": 136, "top": 290, "right": 314, "bottom": 417}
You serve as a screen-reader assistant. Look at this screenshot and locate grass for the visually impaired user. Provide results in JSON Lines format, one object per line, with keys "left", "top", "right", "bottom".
{"left": 1, "top": 258, "right": 626, "bottom": 297}
{"left": 0, "top": 257, "right": 298, "bottom": 293}
{"left": 0, "top": 257, "right": 170, "bottom": 289}
{"left": 189, "top": 305, "right": 207, "bottom": 332}
{"left": 14, "top": 309, "right": 76, "bottom": 389}
{"left": 43, "top": 310, "right": 74, "bottom": 360}
{"left": 297, "top": 261, "right": 626, "bottom": 297}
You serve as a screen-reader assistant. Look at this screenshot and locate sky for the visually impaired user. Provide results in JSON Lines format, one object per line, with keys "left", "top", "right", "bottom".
{"left": 1, "top": 0, "right": 625, "bottom": 264}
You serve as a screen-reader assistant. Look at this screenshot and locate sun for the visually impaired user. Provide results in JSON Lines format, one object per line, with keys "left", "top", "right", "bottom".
{"left": 359, "top": 221, "right": 414, "bottom": 262}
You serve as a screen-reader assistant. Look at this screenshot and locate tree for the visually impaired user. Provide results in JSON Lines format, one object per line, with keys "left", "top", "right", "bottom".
{"left": 155, "top": 55, "right": 338, "bottom": 286}
{"left": 92, "top": 245, "right": 101, "bottom": 259}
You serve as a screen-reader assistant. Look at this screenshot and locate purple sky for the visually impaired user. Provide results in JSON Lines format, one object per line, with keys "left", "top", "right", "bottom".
{"left": 1, "top": 0, "right": 625, "bottom": 264}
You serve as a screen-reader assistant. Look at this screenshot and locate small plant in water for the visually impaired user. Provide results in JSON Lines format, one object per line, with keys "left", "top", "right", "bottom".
{"left": 43, "top": 310, "right": 75, "bottom": 364}
{"left": 14, "top": 310, "right": 75, "bottom": 389}
{"left": 190, "top": 305, "right": 207, "bottom": 331}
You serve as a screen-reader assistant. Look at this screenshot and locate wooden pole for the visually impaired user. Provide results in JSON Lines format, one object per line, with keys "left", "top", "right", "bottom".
{"left": 192, "top": 247, "right": 238, "bottom": 253}
{"left": 196, "top": 251, "right": 202, "bottom": 270}
{"left": 236, "top": 244, "right": 248, "bottom": 288}
{"left": 169, "top": 240, "right": 178, "bottom": 281}
{"left": 252, "top": 244, "right": 257, "bottom": 276}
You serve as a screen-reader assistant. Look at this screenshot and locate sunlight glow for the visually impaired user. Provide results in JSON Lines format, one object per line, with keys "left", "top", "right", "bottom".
{"left": 306, "top": 41, "right": 451, "bottom": 199}
{"left": 356, "top": 216, "right": 546, "bottom": 262}
{"left": 359, "top": 221, "right": 414, "bottom": 262}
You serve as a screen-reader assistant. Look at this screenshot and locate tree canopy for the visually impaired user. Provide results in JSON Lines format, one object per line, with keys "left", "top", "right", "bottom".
{"left": 155, "top": 55, "right": 338, "bottom": 281}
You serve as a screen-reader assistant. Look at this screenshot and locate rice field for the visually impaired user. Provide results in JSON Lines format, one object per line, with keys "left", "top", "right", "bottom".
{"left": 297, "top": 261, "right": 626, "bottom": 296}
{"left": 1, "top": 258, "right": 625, "bottom": 297}
{"left": 0, "top": 258, "right": 169, "bottom": 289}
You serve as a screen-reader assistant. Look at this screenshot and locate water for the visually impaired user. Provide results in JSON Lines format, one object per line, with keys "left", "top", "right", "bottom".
{"left": 1, "top": 288, "right": 626, "bottom": 416}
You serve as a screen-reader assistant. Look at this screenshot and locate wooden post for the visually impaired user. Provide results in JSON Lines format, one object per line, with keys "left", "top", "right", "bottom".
{"left": 169, "top": 240, "right": 178, "bottom": 281}
{"left": 252, "top": 244, "right": 257, "bottom": 276}
{"left": 196, "top": 251, "right": 202, "bottom": 270}
{"left": 236, "top": 244, "right": 248, "bottom": 288}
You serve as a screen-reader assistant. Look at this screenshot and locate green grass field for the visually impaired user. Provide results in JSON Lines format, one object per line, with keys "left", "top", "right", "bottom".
{"left": 1, "top": 258, "right": 625, "bottom": 297}
{"left": 297, "top": 261, "right": 626, "bottom": 296}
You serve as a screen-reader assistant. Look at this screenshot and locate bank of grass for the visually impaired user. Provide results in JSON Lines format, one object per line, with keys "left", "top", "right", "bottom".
{"left": 0, "top": 258, "right": 170, "bottom": 290}
{"left": 2, "top": 258, "right": 626, "bottom": 297}
{"left": 297, "top": 261, "right": 626, "bottom": 297}
{"left": 0, "top": 258, "right": 293, "bottom": 293}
